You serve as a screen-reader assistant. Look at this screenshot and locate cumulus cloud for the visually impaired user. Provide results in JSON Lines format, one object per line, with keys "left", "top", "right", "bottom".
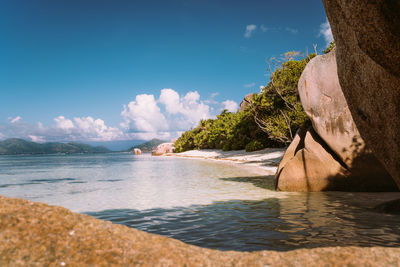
{"left": 319, "top": 19, "right": 334, "bottom": 46}
{"left": 72, "top": 116, "right": 123, "bottom": 141}
{"left": 244, "top": 24, "right": 257, "bottom": 38}
{"left": 122, "top": 89, "right": 211, "bottom": 137}
{"left": 54, "top": 116, "right": 74, "bottom": 130}
{"left": 221, "top": 100, "right": 239, "bottom": 113}
{"left": 0, "top": 115, "right": 125, "bottom": 143}
{"left": 1, "top": 89, "right": 239, "bottom": 142}
{"left": 9, "top": 116, "right": 22, "bottom": 123}
{"left": 121, "top": 94, "right": 168, "bottom": 133}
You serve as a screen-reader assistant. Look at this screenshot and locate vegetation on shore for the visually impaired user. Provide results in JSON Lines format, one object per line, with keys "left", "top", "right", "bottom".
{"left": 0, "top": 138, "right": 110, "bottom": 155}
{"left": 175, "top": 45, "right": 335, "bottom": 153}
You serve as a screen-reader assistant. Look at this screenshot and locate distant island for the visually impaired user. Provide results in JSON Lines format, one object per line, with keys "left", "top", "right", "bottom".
{"left": 129, "top": 138, "right": 165, "bottom": 152}
{"left": 0, "top": 138, "right": 111, "bottom": 155}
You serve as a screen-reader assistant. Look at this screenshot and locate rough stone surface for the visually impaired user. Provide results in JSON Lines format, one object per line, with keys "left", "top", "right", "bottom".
{"left": 299, "top": 49, "right": 360, "bottom": 164}
{"left": 297, "top": 49, "right": 395, "bottom": 190}
{"left": 322, "top": 0, "right": 400, "bottom": 187}
{"left": 134, "top": 148, "right": 142, "bottom": 155}
{"left": 152, "top": 143, "right": 175, "bottom": 156}
{"left": 275, "top": 128, "right": 350, "bottom": 192}
{"left": 2, "top": 195, "right": 400, "bottom": 266}
{"left": 239, "top": 93, "right": 254, "bottom": 112}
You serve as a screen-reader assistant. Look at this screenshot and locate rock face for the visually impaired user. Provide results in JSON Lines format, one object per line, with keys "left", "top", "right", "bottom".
{"left": 275, "top": 128, "right": 349, "bottom": 192}
{"left": 2, "top": 195, "right": 400, "bottom": 266}
{"left": 275, "top": 50, "right": 397, "bottom": 192}
{"left": 133, "top": 148, "right": 142, "bottom": 155}
{"left": 239, "top": 93, "right": 254, "bottom": 112}
{"left": 152, "top": 142, "right": 175, "bottom": 156}
{"left": 298, "top": 49, "right": 360, "bottom": 165}
{"left": 322, "top": 0, "right": 400, "bottom": 187}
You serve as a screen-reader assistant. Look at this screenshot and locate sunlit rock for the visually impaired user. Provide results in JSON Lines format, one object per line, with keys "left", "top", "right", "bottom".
{"left": 322, "top": 0, "right": 400, "bottom": 186}
{"left": 152, "top": 142, "right": 175, "bottom": 156}
{"left": 275, "top": 49, "right": 397, "bottom": 192}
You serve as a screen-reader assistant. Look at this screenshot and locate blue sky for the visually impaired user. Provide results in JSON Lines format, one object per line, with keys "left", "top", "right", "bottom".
{"left": 0, "top": 0, "right": 333, "bottom": 147}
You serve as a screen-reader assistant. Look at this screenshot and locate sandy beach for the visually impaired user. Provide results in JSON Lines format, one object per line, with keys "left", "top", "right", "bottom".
{"left": 165, "top": 148, "right": 285, "bottom": 175}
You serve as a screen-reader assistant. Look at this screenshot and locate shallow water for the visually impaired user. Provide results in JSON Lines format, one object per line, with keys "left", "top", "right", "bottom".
{"left": 1, "top": 153, "right": 400, "bottom": 251}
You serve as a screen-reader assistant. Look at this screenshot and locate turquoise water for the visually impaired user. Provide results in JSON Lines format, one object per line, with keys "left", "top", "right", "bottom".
{"left": 1, "top": 152, "right": 400, "bottom": 251}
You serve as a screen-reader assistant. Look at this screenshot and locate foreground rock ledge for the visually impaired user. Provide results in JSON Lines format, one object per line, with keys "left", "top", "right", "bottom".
{"left": 1, "top": 196, "right": 400, "bottom": 266}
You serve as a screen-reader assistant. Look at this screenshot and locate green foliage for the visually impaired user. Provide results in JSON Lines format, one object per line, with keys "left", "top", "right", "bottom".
{"left": 245, "top": 140, "right": 264, "bottom": 152}
{"left": 0, "top": 138, "right": 111, "bottom": 155}
{"left": 174, "top": 109, "right": 279, "bottom": 153}
{"left": 249, "top": 53, "right": 313, "bottom": 144}
{"left": 175, "top": 50, "right": 315, "bottom": 152}
{"left": 323, "top": 41, "right": 335, "bottom": 54}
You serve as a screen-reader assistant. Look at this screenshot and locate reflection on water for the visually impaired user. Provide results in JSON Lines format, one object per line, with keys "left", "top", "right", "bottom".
{"left": 1, "top": 153, "right": 400, "bottom": 251}
{"left": 87, "top": 192, "right": 400, "bottom": 251}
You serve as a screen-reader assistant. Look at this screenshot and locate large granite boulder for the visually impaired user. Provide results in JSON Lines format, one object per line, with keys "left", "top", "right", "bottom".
{"left": 152, "top": 142, "right": 175, "bottom": 156}
{"left": 275, "top": 127, "right": 397, "bottom": 191}
{"left": 275, "top": 127, "right": 349, "bottom": 192}
{"left": 2, "top": 195, "right": 400, "bottom": 266}
{"left": 275, "top": 50, "right": 397, "bottom": 191}
{"left": 239, "top": 93, "right": 254, "bottom": 112}
{"left": 133, "top": 148, "right": 142, "bottom": 155}
{"left": 322, "top": 0, "right": 400, "bottom": 187}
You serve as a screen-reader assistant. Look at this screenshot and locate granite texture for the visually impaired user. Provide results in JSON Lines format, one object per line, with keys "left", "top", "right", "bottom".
{"left": 322, "top": 0, "right": 400, "bottom": 187}
{"left": 1, "top": 195, "right": 400, "bottom": 266}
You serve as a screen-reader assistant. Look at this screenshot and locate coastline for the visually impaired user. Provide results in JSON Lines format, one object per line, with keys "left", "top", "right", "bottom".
{"left": 164, "top": 148, "right": 285, "bottom": 176}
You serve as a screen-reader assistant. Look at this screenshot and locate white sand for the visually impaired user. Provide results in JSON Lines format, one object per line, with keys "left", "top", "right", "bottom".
{"left": 165, "top": 148, "right": 285, "bottom": 175}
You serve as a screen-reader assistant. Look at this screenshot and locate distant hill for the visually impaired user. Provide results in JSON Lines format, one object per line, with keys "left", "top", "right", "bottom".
{"left": 0, "top": 138, "right": 111, "bottom": 155}
{"left": 130, "top": 139, "right": 165, "bottom": 152}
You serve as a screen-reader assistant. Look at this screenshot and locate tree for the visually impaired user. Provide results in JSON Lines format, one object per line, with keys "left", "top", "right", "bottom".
{"left": 249, "top": 52, "right": 314, "bottom": 144}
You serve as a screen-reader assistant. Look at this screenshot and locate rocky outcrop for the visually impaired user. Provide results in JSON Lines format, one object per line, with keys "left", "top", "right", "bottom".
{"left": 2, "top": 195, "right": 400, "bottom": 266}
{"left": 133, "top": 148, "right": 142, "bottom": 155}
{"left": 322, "top": 0, "right": 400, "bottom": 187}
{"left": 239, "top": 93, "right": 254, "bottom": 112}
{"left": 152, "top": 142, "right": 175, "bottom": 156}
{"left": 275, "top": 49, "right": 397, "bottom": 192}
{"left": 275, "top": 128, "right": 349, "bottom": 191}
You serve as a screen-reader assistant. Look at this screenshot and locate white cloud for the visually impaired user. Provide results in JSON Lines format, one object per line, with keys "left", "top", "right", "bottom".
{"left": 319, "top": 19, "right": 334, "bottom": 46}
{"left": 159, "top": 89, "right": 181, "bottom": 114}
{"left": 210, "top": 92, "right": 219, "bottom": 98}
{"left": 73, "top": 116, "right": 123, "bottom": 141}
{"left": 0, "top": 115, "right": 125, "bottom": 143}
{"left": 29, "top": 135, "right": 46, "bottom": 143}
{"left": 9, "top": 116, "right": 22, "bottom": 123}
{"left": 159, "top": 89, "right": 210, "bottom": 130}
{"left": 54, "top": 116, "right": 74, "bottom": 130}
{"left": 244, "top": 82, "right": 256, "bottom": 88}
{"left": 1, "top": 89, "right": 240, "bottom": 142}
{"left": 285, "top": 27, "right": 298, "bottom": 34}
{"left": 121, "top": 89, "right": 213, "bottom": 139}
{"left": 221, "top": 100, "right": 238, "bottom": 113}
{"left": 121, "top": 94, "right": 168, "bottom": 133}
{"left": 260, "top": 25, "right": 268, "bottom": 32}
{"left": 244, "top": 24, "right": 257, "bottom": 38}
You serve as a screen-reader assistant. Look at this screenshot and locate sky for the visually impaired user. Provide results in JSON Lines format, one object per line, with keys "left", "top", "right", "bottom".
{"left": 0, "top": 0, "right": 333, "bottom": 148}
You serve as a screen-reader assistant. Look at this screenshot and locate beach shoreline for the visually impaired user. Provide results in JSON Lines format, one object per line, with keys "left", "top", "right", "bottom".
{"left": 164, "top": 148, "right": 285, "bottom": 176}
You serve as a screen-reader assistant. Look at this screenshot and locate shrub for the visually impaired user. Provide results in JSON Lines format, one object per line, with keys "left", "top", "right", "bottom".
{"left": 245, "top": 140, "right": 264, "bottom": 152}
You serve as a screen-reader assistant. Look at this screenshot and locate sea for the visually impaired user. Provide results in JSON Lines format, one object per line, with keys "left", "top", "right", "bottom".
{"left": 1, "top": 152, "right": 400, "bottom": 251}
